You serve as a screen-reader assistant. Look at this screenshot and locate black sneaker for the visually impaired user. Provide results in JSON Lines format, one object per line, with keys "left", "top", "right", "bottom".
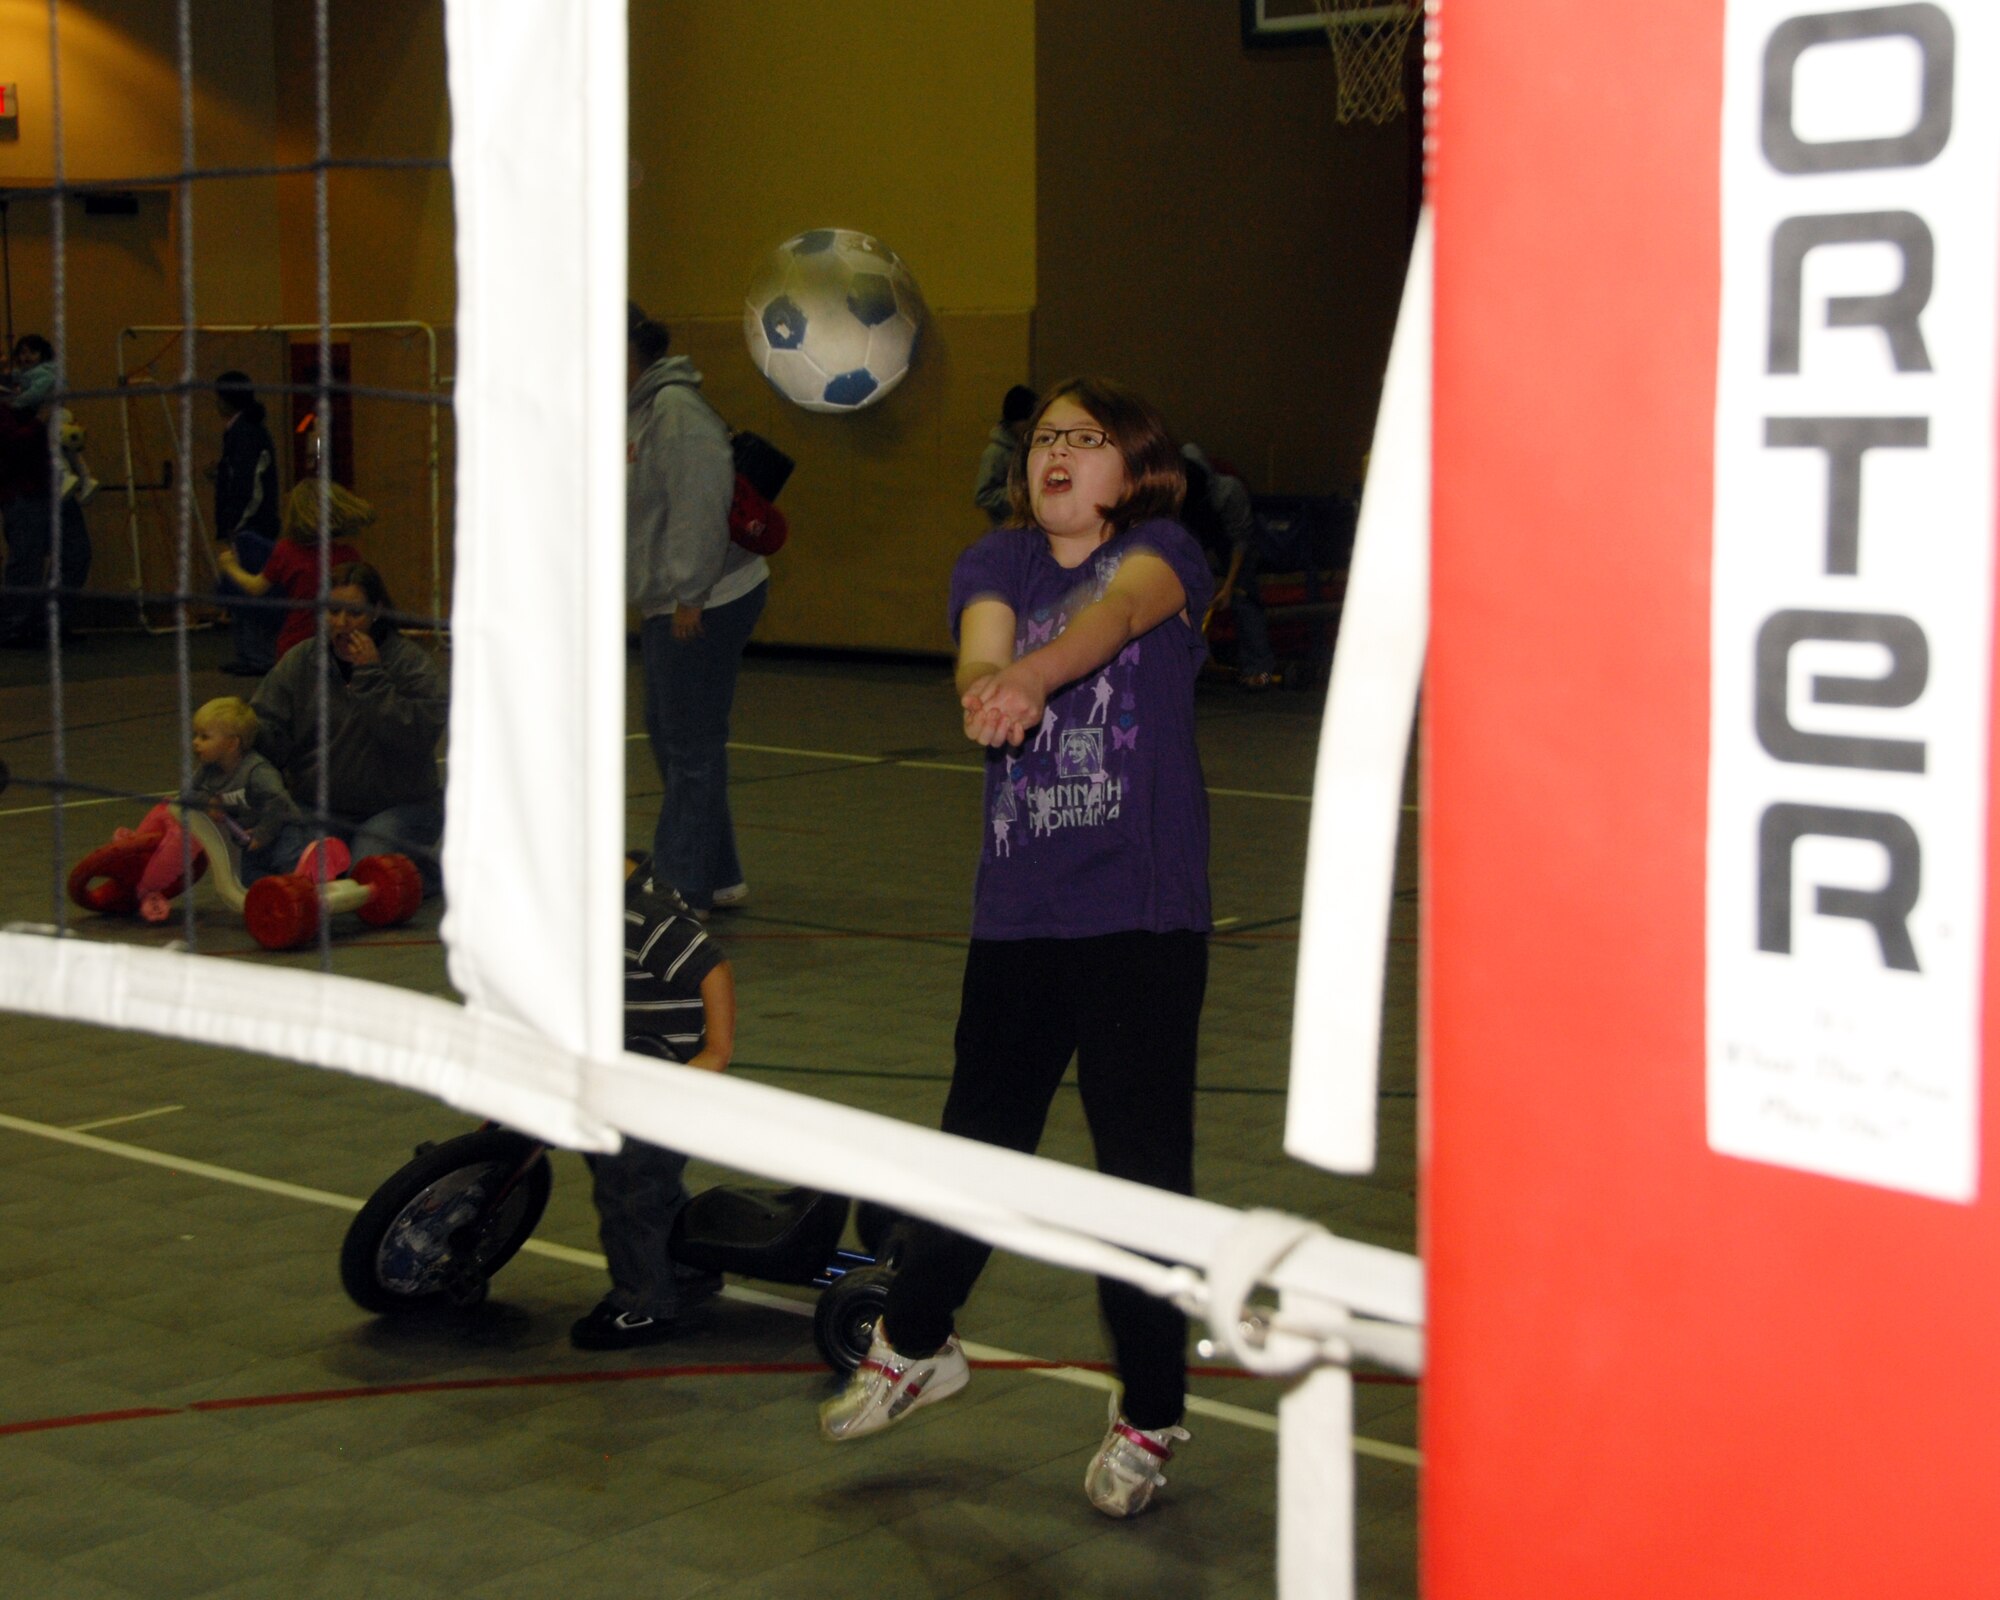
{"left": 570, "top": 1299, "right": 691, "bottom": 1350}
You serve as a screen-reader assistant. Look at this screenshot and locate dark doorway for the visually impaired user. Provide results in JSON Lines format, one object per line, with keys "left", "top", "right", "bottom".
{"left": 289, "top": 340, "right": 354, "bottom": 487}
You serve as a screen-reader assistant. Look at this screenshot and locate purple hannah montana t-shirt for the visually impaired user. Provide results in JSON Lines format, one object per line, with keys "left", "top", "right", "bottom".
{"left": 948, "top": 517, "right": 1214, "bottom": 940}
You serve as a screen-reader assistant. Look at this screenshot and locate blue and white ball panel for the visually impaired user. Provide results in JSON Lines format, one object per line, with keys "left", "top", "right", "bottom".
{"left": 845, "top": 273, "right": 899, "bottom": 329}
{"left": 743, "top": 228, "right": 925, "bottom": 413}
{"left": 760, "top": 295, "right": 807, "bottom": 351}
{"left": 866, "top": 315, "right": 917, "bottom": 380}
{"left": 822, "top": 369, "right": 881, "bottom": 408}
{"left": 761, "top": 349, "right": 836, "bottom": 408}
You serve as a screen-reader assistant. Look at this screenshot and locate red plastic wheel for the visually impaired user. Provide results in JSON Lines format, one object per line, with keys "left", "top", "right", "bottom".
{"left": 67, "top": 834, "right": 163, "bottom": 915}
{"left": 244, "top": 873, "right": 321, "bottom": 950}
{"left": 351, "top": 853, "right": 423, "bottom": 927}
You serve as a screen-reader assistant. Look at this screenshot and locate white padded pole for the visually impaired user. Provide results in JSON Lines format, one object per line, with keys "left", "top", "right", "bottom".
{"left": 1286, "top": 207, "right": 1433, "bottom": 1174}
{"left": 437, "top": 0, "right": 629, "bottom": 1076}
{"left": 1280, "top": 1363, "right": 1357, "bottom": 1600}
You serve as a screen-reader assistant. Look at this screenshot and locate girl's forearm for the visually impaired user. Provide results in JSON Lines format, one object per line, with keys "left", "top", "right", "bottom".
{"left": 956, "top": 657, "right": 1008, "bottom": 697}
{"left": 1016, "top": 592, "right": 1138, "bottom": 698}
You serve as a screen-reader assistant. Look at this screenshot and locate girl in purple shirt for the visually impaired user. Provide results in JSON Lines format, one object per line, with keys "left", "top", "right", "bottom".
{"left": 820, "top": 378, "right": 1213, "bottom": 1520}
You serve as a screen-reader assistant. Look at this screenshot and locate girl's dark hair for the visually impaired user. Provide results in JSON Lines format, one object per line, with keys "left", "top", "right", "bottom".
{"left": 13, "top": 334, "right": 53, "bottom": 365}
{"left": 627, "top": 301, "right": 672, "bottom": 366}
{"left": 215, "top": 370, "right": 264, "bottom": 423}
{"left": 328, "top": 560, "right": 397, "bottom": 643}
{"left": 1004, "top": 377, "right": 1185, "bottom": 536}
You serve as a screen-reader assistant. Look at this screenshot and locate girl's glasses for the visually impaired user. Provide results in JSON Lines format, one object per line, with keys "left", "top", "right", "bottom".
{"left": 1028, "top": 426, "right": 1108, "bottom": 450}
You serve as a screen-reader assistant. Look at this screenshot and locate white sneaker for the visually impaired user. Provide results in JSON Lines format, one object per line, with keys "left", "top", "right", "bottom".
{"left": 1084, "top": 1392, "right": 1189, "bottom": 1518}
{"left": 712, "top": 881, "right": 749, "bottom": 909}
{"left": 818, "top": 1323, "right": 969, "bottom": 1441}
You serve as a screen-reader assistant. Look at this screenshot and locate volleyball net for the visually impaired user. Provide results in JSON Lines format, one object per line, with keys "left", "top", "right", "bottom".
{"left": 112, "top": 320, "right": 447, "bottom": 635}
{"left": 0, "top": 6, "right": 1429, "bottom": 1596}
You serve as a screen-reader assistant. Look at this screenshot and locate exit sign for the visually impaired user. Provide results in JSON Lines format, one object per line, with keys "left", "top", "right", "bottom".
{"left": 0, "top": 85, "right": 16, "bottom": 140}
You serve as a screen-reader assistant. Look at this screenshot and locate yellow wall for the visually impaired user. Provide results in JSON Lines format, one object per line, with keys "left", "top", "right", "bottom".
{"left": 270, "top": 0, "right": 455, "bottom": 625}
{"left": 0, "top": 3, "right": 1407, "bottom": 651}
{"left": 271, "top": 0, "right": 453, "bottom": 329}
{"left": 1033, "top": 0, "right": 1416, "bottom": 495}
{"left": 0, "top": 0, "right": 284, "bottom": 319}
{"left": 0, "top": 1, "right": 449, "bottom": 624}
{"left": 0, "top": 0, "right": 286, "bottom": 616}
{"left": 631, "top": 0, "right": 1035, "bottom": 317}
{"left": 632, "top": 0, "right": 1037, "bottom": 653}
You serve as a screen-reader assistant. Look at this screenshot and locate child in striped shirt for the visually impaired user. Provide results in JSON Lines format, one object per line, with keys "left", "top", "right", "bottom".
{"left": 570, "top": 856, "right": 737, "bottom": 1350}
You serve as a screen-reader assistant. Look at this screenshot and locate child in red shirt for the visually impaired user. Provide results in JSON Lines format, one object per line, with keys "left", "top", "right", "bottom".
{"left": 214, "top": 479, "right": 374, "bottom": 665}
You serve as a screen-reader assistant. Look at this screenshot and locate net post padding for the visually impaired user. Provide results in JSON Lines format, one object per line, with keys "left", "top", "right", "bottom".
{"left": 1312, "top": 0, "right": 1423, "bottom": 124}
{"left": 438, "top": 0, "right": 629, "bottom": 1066}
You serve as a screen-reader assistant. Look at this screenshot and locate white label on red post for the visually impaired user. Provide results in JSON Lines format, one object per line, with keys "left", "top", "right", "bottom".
{"left": 1710, "top": 0, "right": 1995, "bottom": 1202}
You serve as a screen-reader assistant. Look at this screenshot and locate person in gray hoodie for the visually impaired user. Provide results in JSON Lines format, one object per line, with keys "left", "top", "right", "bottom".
{"left": 626, "top": 303, "right": 769, "bottom": 914}
{"left": 972, "top": 384, "right": 1036, "bottom": 525}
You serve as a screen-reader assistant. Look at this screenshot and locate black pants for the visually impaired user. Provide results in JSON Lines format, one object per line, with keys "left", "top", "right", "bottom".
{"left": 2, "top": 495, "right": 90, "bottom": 638}
{"left": 584, "top": 1138, "right": 697, "bottom": 1317}
{"left": 883, "top": 929, "right": 1207, "bottom": 1430}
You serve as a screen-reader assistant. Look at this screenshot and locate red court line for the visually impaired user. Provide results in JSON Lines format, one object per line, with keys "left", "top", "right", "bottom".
{"left": 0, "top": 1406, "right": 180, "bottom": 1437}
{"left": 187, "top": 1361, "right": 830, "bottom": 1411}
{"left": 0, "top": 1358, "right": 1417, "bottom": 1438}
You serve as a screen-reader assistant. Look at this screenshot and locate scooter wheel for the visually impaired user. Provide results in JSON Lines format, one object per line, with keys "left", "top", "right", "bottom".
{"left": 245, "top": 872, "right": 320, "bottom": 950}
{"left": 352, "top": 853, "right": 423, "bottom": 927}
{"left": 813, "top": 1264, "right": 895, "bottom": 1374}
{"left": 339, "top": 1128, "right": 552, "bottom": 1315}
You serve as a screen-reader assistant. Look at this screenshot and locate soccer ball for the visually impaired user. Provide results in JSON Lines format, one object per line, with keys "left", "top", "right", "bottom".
{"left": 742, "top": 229, "right": 924, "bottom": 414}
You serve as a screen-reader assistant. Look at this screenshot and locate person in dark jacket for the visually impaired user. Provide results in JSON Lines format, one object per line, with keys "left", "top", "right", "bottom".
{"left": 0, "top": 335, "right": 91, "bottom": 646}
{"left": 211, "top": 372, "right": 283, "bottom": 675}
{"left": 973, "top": 384, "right": 1037, "bottom": 525}
{"left": 250, "top": 561, "right": 447, "bottom": 895}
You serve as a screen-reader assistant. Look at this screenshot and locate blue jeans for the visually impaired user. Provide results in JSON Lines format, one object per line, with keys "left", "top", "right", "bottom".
{"left": 584, "top": 1136, "right": 699, "bottom": 1317}
{"left": 1230, "top": 548, "right": 1277, "bottom": 680}
{"left": 641, "top": 581, "right": 766, "bottom": 910}
{"left": 240, "top": 820, "right": 312, "bottom": 885}
{"left": 329, "top": 797, "right": 444, "bottom": 898}
{"left": 219, "top": 532, "right": 281, "bottom": 670}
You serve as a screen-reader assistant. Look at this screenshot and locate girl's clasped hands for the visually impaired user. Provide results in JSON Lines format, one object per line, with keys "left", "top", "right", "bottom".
{"left": 960, "top": 664, "right": 1042, "bottom": 748}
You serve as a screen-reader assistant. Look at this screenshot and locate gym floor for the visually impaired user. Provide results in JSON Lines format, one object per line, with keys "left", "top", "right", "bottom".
{"left": 0, "top": 628, "right": 1420, "bottom": 1599}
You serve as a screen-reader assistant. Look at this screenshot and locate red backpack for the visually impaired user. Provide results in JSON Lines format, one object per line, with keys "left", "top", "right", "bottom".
{"left": 729, "top": 431, "right": 793, "bottom": 557}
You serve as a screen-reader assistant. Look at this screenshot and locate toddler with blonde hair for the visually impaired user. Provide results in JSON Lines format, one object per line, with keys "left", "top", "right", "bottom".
{"left": 188, "top": 696, "right": 308, "bottom": 883}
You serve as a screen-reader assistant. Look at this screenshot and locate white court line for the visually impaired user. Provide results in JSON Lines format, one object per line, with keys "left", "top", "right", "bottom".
{"left": 0, "top": 742, "right": 1380, "bottom": 822}
{"left": 67, "top": 1104, "right": 184, "bottom": 1133}
{"left": 630, "top": 733, "right": 1330, "bottom": 806}
{"left": 0, "top": 1106, "right": 1420, "bottom": 1466}
{"left": 0, "top": 793, "right": 134, "bottom": 820}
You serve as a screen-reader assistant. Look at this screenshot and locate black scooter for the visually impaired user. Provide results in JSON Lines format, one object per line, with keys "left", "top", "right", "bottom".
{"left": 339, "top": 1123, "right": 902, "bottom": 1372}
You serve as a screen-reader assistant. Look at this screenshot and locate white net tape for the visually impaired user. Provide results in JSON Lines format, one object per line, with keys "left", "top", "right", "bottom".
{"left": 1313, "top": 0, "right": 1423, "bottom": 124}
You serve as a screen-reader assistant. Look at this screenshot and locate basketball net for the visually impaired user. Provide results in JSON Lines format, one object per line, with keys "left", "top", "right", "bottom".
{"left": 1312, "top": 0, "right": 1422, "bottom": 124}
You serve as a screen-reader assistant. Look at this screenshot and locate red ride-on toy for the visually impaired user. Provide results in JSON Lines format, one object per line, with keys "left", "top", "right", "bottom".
{"left": 67, "top": 803, "right": 423, "bottom": 949}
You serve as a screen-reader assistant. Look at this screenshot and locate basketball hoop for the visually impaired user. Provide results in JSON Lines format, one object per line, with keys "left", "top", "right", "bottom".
{"left": 1312, "top": 0, "right": 1423, "bottom": 124}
